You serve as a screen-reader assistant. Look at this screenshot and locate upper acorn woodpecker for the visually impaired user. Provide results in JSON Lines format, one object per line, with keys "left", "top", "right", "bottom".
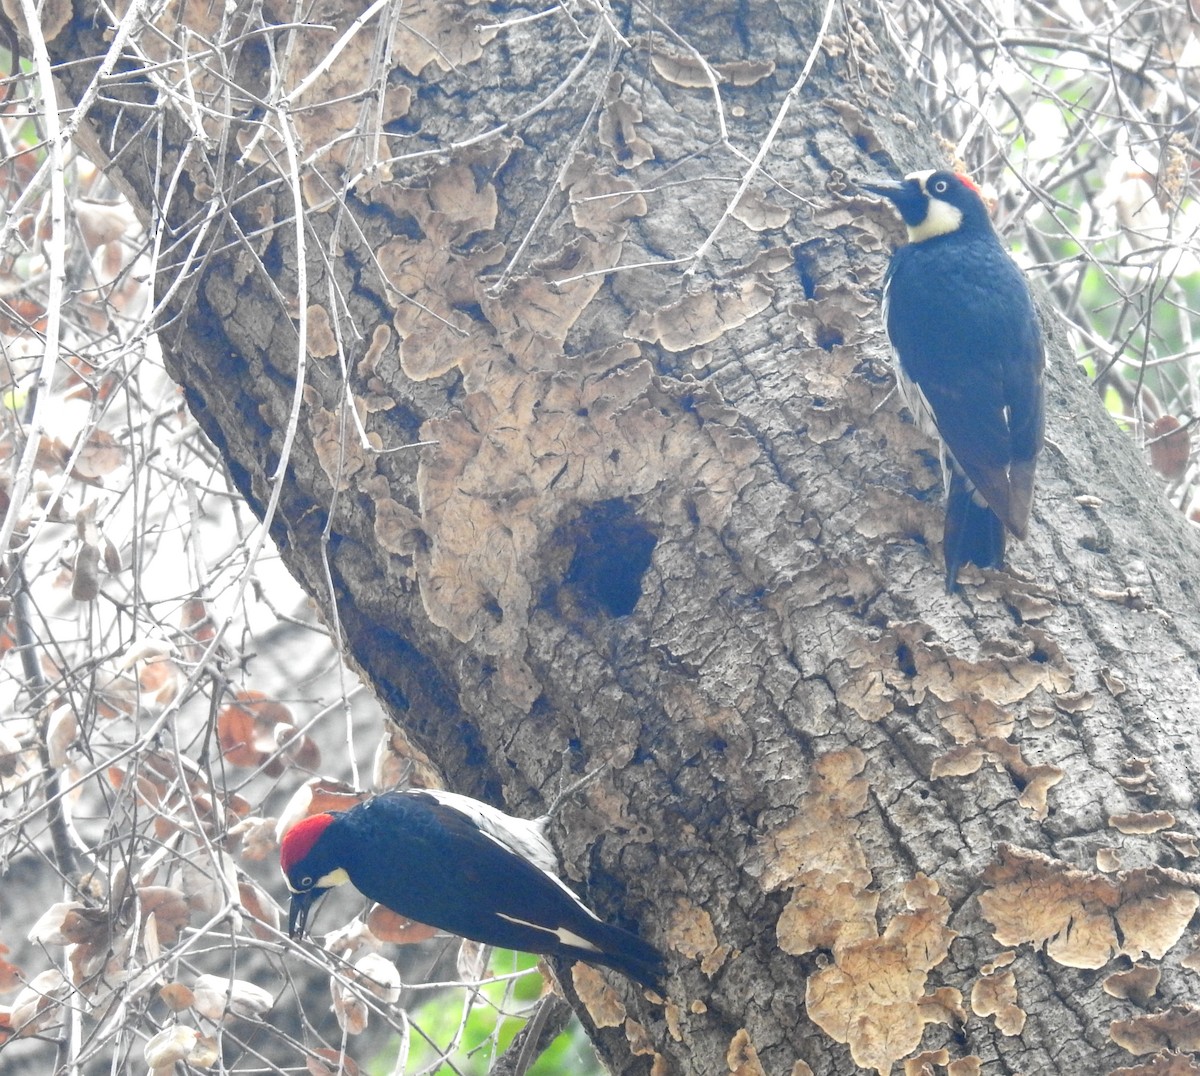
{"left": 280, "top": 788, "right": 665, "bottom": 990}
{"left": 864, "top": 169, "right": 1045, "bottom": 589}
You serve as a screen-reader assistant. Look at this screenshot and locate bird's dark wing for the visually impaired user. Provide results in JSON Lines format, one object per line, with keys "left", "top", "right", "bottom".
{"left": 1000, "top": 315, "right": 1046, "bottom": 536}
{"left": 886, "top": 238, "right": 1044, "bottom": 536}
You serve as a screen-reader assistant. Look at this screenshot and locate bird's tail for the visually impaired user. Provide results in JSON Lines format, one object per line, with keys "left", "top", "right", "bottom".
{"left": 944, "top": 469, "right": 1006, "bottom": 590}
{"left": 571, "top": 918, "right": 665, "bottom": 992}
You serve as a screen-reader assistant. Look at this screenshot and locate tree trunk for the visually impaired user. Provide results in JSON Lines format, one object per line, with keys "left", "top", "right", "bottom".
{"left": 37, "top": 0, "right": 1200, "bottom": 1072}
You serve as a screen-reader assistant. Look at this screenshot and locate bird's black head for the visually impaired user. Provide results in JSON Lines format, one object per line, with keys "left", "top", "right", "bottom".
{"left": 864, "top": 169, "right": 992, "bottom": 243}
{"left": 280, "top": 812, "right": 350, "bottom": 939}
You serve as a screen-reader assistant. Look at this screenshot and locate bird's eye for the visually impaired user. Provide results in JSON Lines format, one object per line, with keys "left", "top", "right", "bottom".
{"left": 932, "top": 179, "right": 949, "bottom": 193}
{"left": 299, "top": 876, "right": 313, "bottom": 889}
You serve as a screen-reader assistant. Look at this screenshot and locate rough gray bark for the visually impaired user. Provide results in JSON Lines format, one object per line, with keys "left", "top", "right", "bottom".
{"left": 35, "top": 0, "right": 1200, "bottom": 1072}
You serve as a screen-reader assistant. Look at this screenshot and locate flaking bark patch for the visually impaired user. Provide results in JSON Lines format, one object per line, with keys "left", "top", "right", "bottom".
{"left": 726, "top": 1028, "right": 768, "bottom": 1075}
{"left": 804, "top": 876, "right": 959, "bottom": 1076}
{"left": 573, "top": 962, "right": 627, "bottom": 1029}
{"left": 627, "top": 280, "right": 775, "bottom": 353}
{"left": 732, "top": 189, "right": 791, "bottom": 232}
{"left": 839, "top": 620, "right": 1074, "bottom": 716}
{"left": 752, "top": 748, "right": 871, "bottom": 902}
{"left": 599, "top": 75, "right": 655, "bottom": 168}
{"left": 1111, "top": 811, "right": 1177, "bottom": 835}
{"left": 980, "top": 846, "right": 1199, "bottom": 969}
{"left": 752, "top": 749, "right": 961, "bottom": 1073}
{"left": 415, "top": 357, "right": 757, "bottom": 652}
{"left": 306, "top": 392, "right": 378, "bottom": 491}
{"left": 970, "top": 966, "right": 1025, "bottom": 1035}
{"left": 370, "top": 151, "right": 512, "bottom": 383}
{"left": 905, "top": 1048, "right": 951, "bottom": 1073}
{"left": 649, "top": 51, "right": 776, "bottom": 89}
{"left": 389, "top": 0, "right": 499, "bottom": 76}
{"left": 305, "top": 305, "right": 338, "bottom": 358}
{"left": 664, "top": 899, "right": 727, "bottom": 977}
{"left": 1110, "top": 1006, "right": 1200, "bottom": 1056}
{"left": 1104, "top": 964, "right": 1162, "bottom": 1006}
{"left": 931, "top": 736, "right": 1063, "bottom": 820}
{"left": 624, "top": 1017, "right": 656, "bottom": 1057}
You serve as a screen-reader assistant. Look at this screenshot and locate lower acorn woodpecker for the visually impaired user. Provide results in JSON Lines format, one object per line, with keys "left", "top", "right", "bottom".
{"left": 280, "top": 788, "right": 665, "bottom": 991}
{"left": 863, "top": 169, "right": 1045, "bottom": 590}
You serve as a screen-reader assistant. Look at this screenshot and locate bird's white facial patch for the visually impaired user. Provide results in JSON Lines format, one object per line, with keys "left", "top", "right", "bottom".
{"left": 497, "top": 913, "right": 601, "bottom": 953}
{"left": 909, "top": 199, "right": 962, "bottom": 242}
{"left": 905, "top": 170, "right": 962, "bottom": 242}
{"left": 315, "top": 867, "right": 350, "bottom": 889}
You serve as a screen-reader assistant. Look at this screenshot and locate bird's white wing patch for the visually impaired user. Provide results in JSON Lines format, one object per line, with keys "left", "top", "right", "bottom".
{"left": 496, "top": 912, "right": 600, "bottom": 953}
{"left": 894, "top": 366, "right": 991, "bottom": 508}
{"left": 892, "top": 363, "right": 951, "bottom": 491}
{"left": 882, "top": 278, "right": 951, "bottom": 494}
{"left": 422, "top": 789, "right": 559, "bottom": 873}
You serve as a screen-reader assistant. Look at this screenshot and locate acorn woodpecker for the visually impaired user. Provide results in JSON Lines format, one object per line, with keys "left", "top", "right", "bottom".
{"left": 864, "top": 170, "right": 1045, "bottom": 589}
{"left": 280, "top": 788, "right": 665, "bottom": 990}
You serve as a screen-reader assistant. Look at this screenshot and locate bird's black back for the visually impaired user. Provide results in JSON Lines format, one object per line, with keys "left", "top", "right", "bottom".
{"left": 885, "top": 228, "right": 1045, "bottom": 525}
{"left": 887, "top": 233, "right": 1043, "bottom": 456}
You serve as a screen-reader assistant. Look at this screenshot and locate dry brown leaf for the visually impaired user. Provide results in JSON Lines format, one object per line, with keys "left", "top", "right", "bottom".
{"left": 365, "top": 904, "right": 438, "bottom": 945}
{"left": 230, "top": 816, "right": 278, "bottom": 862}
{"left": 308, "top": 1049, "right": 361, "bottom": 1076}
{"left": 275, "top": 779, "right": 364, "bottom": 841}
{"left": 351, "top": 953, "right": 401, "bottom": 1003}
{"left": 331, "top": 975, "right": 369, "bottom": 1036}
{"left": 139, "top": 886, "right": 190, "bottom": 945}
{"left": 218, "top": 691, "right": 319, "bottom": 776}
{"left": 238, "top": 880, "right": 281, "bottom": 938}
{"left": 10, "top": 970, "right": 69, "bottom": 1037}
{"left": 28, "top": 902, "right": 110, "bottom": 946}
{"left": 1149, "top": 415, "right": 1190, "bottom": 479}
{"left": 144, "top": 1026, "right": 199, "bottom": 1068}
{"left": 72, "top": 428, "right": 124, "bottom": 481}
{"left": 71, "top": 540, "right": 101, "bottom": 600}
{"left": 192, "top": 974, "right": 273, "bottom": 1021}
{"left": 0, "top": 945, "right": 21, "bottom": 995}
{"left": 158, "top": 982, "right": 194, "bottom": 1011}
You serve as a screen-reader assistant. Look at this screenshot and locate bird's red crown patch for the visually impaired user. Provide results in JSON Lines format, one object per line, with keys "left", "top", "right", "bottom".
{"left": 280, "top": 813, "right": 335, "bottom": 874}
{"left": 955, "top": 172, "right": 980, "bottom": 192}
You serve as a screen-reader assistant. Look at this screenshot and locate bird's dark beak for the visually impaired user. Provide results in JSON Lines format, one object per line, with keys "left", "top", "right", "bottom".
{"left": 862, "top": 178, "right": 928, "bottom": 227}
{"left": 288, "top": 889, "right": 321, "bottom": 940}
{"left": 862, "top": 179, "right": 906, "bottom": 200}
